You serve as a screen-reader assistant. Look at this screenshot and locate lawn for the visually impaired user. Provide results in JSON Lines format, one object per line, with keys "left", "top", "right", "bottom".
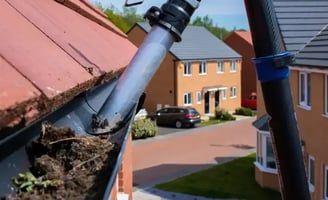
{"left": 155, "top": 154, "right": 281, "bottom": 200}
{"left": 199, "top": 118, "right": 232, "bottom": 126}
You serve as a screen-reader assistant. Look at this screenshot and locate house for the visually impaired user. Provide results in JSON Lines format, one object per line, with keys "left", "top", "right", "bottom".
{"left": 224, "top": 31, "right": 256, "bottom": 100}
{"left": 253, "top": 1, "right": 328, "bottom": 198}
{"left": 0, "top": 0, "right": 137, "bottom": 199}
{"left": 127, "top": 22, "right": 242, "bottom": 116}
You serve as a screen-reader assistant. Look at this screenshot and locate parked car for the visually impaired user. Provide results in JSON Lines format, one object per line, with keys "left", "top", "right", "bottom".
{"left": 155, "top": 106, "right": 201, "bottom": 128}
{"left": 241, "top": 92, "right": 257, "bottom": 110}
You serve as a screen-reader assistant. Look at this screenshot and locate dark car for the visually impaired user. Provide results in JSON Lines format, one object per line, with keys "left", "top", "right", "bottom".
{"left": 155, "top": 106, "right": 201, "bottom": 128}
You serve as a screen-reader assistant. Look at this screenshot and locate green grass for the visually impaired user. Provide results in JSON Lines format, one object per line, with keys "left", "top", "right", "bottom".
{"left": 199, "top": 118, "right": 228, "bottom": 126}
{"left": 155, "top": 154, "right": 281, "bottom": 200}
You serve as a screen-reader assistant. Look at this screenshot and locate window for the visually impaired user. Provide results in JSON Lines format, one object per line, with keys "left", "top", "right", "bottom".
{"left": 230, "top": 60, "right": 237, "bottom": 72}
{"left": 184, "top": 62, "right": 192, "bottom": 76}
{"left": 308, "top": 156, "right": 315, "bottom": 192}
{"left": 196, "top": 92, "right": 201, "bottom": 104}
{"left": 184, "top": 93, "right": 192, "bottom": 105}
{"left": 325, "top": 75, "right": 328, "bottom": 115}
{"left": 299, "top": 72, "right": 311, "bottom": 109}
{"left": 222, "top": 89, "right": 227, "bottom": 100}
{"left": 230, "top": 87, "right": 237, "bottom": 98}
{"left": 324, "top": 166, "right": 328, "bottom": 199}
{"left": 199, "top": 61, "right": 207, "bottom": 75}
{"left": 255, "top": 131, "right": 277, "bottom": 173}
{"left": 217, "top": 61, "right": 224, "bottom": 73}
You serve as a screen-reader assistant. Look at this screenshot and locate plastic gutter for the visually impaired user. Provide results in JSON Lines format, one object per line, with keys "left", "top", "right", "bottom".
{"left": 0, "top": 77, "right": 135, "bottom": 200}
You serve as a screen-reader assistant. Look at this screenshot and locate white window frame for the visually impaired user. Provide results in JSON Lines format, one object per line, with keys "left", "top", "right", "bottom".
{"left": 325, "top": 75, "right": 328, "bottom": 116}
{"left": 199, "top": 61, "right": 207, "bottom": 75}
{"left": 308, "top": 155, "right": 315, "bottom": 193}
{"left": 217, "top": 61, "right": 224, "bottom": 73}
{"left": 184, "top": 93, "right": 192, "bottom": 106}
{"left": 299, "top": 72, "right": 311, "bottom": 110}
{"left": 324, "top": 165, "right": 328, "bottom": 200}
{"left": 196, "top": 91, "right": 201, "bottom": 104}
{"left": 254, "top": 131, "right": 277, "bottom": 174}
{"left": 230, "top": 60, "right": 237, "bottom": 72}
{"left": 222, "top": 89, "right": 227, "bottom": 100}
{"left": 230, "top": 87, "right": 237, "bottom": 98}
{"left": 183, "top": 62, "right": 192, "bottom": 76}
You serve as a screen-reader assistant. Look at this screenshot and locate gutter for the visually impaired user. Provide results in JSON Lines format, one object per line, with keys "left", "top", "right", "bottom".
{"left": 0, "top": 78, "right": 137, "bottom": 200}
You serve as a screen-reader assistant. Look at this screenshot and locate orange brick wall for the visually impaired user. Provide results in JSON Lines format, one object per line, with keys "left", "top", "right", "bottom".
{"left": 110, "top": 134, "right": 133, "bottom": 200}
{"left": 176, "top": 60, "right": 241, "bottom": 114}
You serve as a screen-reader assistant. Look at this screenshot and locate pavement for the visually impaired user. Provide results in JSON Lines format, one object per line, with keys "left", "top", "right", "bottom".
{"left": 132, "top": 116, "right": 256, "bottom": 200}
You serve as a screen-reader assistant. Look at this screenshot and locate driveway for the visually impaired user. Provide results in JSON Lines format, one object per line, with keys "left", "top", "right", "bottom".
{"left": 157, "top": 124, "right": 201, "bottom": 136}
{"left": 132, "top": 117, "right": 256, "bottom": 188}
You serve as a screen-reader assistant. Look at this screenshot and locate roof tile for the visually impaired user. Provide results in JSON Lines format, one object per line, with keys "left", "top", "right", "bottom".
{"left": 234, "top": 31, "right": 253, "bottom": 45}
{"left": 0, "top": 57, "right": 40, "bottom": 110}
{"left": 0, "top": 0, "right": 137, "bottom": 130}
{"left": 8, "top": 0, "right": 136, "bottom": 76}
{"left": 0, "top": 0, "right": 93, "bottom": 98}
{"left": 136, "top": 22, "right": 241, "bottom": 60}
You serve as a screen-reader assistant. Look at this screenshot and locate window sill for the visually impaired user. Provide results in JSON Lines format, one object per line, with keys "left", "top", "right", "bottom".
{"left": 309, "top": 184, "right": 315, "bottom": 193}
{"left": 230, "top": 96, "right": 237, "bottom": 99}
{"left": 217, "top": 72, "right": 224, "bottom": 74}
{"left": 196, "top": 102, "right": 201, "bottom": 105}
{"left": 199, "top": 73, "right": 207, "bottom": 76}
{"left": 183, "top": 74, "right": 192, "bottom": 77}
{"left": 230, "top": 71, "right": 237, "bottom": 73}
{"left": 184, "top": 104, "right": 192, "bottom": 106}
{"left": 222, "top": 98, "right": 227, "bottom": 100}
{"left": 298, "top": 105, "right": 311, "bottom": 111}
{"left": 254, "top": 162, "right": 278, "bottom": 174}
{"left": 322, "top": 114, "right": 328, "bottom": 119}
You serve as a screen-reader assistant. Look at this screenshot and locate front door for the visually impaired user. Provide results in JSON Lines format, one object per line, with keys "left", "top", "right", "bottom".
{"left": 215, "top": 91, "right": 220, "bottom": 108}
{"left": 204, "top": 92, "right": 210, "bottom": 114}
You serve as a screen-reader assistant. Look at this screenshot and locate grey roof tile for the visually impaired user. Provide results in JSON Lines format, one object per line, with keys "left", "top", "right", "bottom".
{"left": 273, "top": 0, "right": 328, "bottom": 54}
{"left": 273, "top": 0, "right": 328, "bottom": 67}
{"left": 294, "top": 25, "right": 328, "bottom": 67}
{"left": 136, "top": 22, "right": 240, "bottom": 60}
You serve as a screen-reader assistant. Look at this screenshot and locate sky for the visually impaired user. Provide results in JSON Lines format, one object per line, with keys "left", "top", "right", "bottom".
{"left": 89, "top": 0, "right": 250, "bottom": 31}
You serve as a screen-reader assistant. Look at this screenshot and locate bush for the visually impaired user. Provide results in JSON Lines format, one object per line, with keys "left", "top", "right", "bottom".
{"left": 235, "top": 107, "right": 255, "bottom": 116}
{"left": 132, "top": 118, "right": 158, "bottom": 140}
{"left": 214, "top": 107, "right": 236, "bottom": 121}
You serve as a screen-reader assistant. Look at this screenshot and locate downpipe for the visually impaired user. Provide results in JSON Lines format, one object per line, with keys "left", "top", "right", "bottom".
{"left": 245, "top": 0, "right": 310, "bottom": 199}
{"left": 88, "top": 0, "right": 201, "bottom": 135}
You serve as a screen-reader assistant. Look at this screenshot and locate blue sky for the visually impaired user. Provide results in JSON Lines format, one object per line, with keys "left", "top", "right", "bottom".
{"left": 89, "top": 0, "right": 250, "bottom": 31}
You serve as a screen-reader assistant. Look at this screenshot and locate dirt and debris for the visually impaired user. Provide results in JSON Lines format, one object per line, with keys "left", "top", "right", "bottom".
{"left": 6, "top": 123, "right": 119, "bottom": 200}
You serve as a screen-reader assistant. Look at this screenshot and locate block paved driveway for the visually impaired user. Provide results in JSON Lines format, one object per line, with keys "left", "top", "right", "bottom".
{"left": 132, "top": 117, "right": 256, "bottom": 188}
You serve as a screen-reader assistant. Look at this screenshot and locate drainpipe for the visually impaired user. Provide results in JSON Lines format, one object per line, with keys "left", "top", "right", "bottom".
{"left": 88, "top": 0, "right": 201, "bottom": 135}
{"left": 244, "top": 0, "right": 310, "bottom": 199}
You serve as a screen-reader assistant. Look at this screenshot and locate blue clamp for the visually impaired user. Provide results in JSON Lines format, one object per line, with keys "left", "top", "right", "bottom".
{"left": 253, "top": 52, "right": 293, "bottom": 82}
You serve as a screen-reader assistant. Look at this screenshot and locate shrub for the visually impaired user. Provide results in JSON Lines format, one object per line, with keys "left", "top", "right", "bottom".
{"left": 214, "top": 107, "right": 236, "bottom": 121}
{"left": 235, "top": 107, "right": 255, "bottom": 116}
{"left": 132, "top": 118, "right": 158, "bottom": 139}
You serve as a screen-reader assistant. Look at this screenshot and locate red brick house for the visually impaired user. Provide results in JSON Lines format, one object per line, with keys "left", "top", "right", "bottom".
{"left": 224, "top": 31, "right": 257, "bottom": 100}
{"left": 128, "top": 22, "right": 242, "bottom": 115}
{"left": 0, "top": 0, "right": 136, "bottom": 199}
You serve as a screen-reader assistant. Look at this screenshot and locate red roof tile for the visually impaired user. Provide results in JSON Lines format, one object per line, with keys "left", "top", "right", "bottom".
{"left": 0, "top": 0, "right": 93, "bottom": 98}
{"left": 234, "top": 31, "right": 253, "bottom": 45}
{"left": 0, "top": 57, "right": 40, "bottom": 110}
{"left": 0, "top": 0, "right": 137, "bottom": 130}
{"left": 63, "top": 0, "right": 126, "bottom": 37}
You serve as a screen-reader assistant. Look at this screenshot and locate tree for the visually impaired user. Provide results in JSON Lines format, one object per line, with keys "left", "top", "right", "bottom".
{"left": 191, "top": 15, "right": 236, "bottom": 40}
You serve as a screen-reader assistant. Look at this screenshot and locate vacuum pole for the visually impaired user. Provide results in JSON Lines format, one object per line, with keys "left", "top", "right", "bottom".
{"left": 88, "top": 0, "right": 201, "bottom": 134}
{"left": 244, "top": 1, "right": 310, "bottom": 199}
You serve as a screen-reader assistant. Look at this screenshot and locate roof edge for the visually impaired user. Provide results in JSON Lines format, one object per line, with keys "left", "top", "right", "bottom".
{"left": 56, "top": 0, "right": 127, "bottom": 38}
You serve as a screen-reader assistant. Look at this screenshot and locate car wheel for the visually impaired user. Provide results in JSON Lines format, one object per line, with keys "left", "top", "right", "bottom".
{"left": 175, "top": 120, "right": 182, "bottom": 128}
